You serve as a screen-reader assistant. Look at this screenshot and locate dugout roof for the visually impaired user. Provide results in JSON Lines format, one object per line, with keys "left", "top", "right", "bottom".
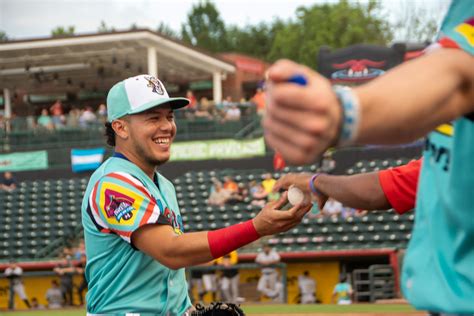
{"left": 0, "top": 29, "right": 236, "bottom": 97}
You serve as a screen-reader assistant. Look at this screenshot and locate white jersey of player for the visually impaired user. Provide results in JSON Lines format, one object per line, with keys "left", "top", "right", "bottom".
{"left": 256, "top": 250, "right": 280, "bottom": 274}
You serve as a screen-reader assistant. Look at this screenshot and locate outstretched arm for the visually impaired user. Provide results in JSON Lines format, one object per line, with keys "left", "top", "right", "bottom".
{"left": 355, "top": 48, "right": 474, "bottom": 144}
{"left": 265, "top": 49, "right": 474, "bottom": 164}
{"left": 274, "top": 172, "right": 390, "bottom": 211}
{"left": 132, "top": 193, "right": 311, "bottom": 270}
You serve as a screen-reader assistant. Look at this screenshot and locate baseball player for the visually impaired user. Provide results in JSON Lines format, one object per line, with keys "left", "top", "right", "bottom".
{"left": 217, "top": 251, "right": 241, "bottom": 304}
{"left": 4, "top": 262, "right": 31, "bottom": 309}
{"left": 331, "top": 275, "right": 353, "bottom": 305}
{"left": 82, "top": 74, "right": 311, "bottom": 315}
{"left": 255, "top": 244, "right": 283, "bottom": 302}
{"left": 297, "top": 271, "right": 316, "bottom": 304}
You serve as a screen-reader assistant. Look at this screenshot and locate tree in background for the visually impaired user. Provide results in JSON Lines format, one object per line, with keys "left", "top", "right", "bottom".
{"left": 226, "top": 20, "right": 285, "bottom": 61}
{"left": 391, "top": 0, "right": 446, "bottom": 43}
{"left": 181, "top": 0, "right": 228, "bottom": 52}
{"left": 0, "top": 31, "right": 8, "bottom": 42}
{"left": 157, "top": 22, "right": 180, "bottom": 40}
{"left": 98, "top": 21, "right": 116, "bottom": 33}
{"left": 51, "top": 26, "right": 76, "bottom": 37}
{"left": 268, "top": 0, "right": 393, "bottom": 69}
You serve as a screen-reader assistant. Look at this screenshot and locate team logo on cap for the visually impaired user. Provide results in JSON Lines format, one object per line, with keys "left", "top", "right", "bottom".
{"left": 144, "top": 76, "right": 165, "bottom": 95}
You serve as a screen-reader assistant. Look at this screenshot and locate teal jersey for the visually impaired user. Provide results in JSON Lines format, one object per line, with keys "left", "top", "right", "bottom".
{"left": 82, "top": 154, "right": 191, "bottom": 315}
{"left": 402, "top": 2, "right": 474, "bottom": 313}
{"left": 333, "top": 283, "right": 351, "bottom": 302}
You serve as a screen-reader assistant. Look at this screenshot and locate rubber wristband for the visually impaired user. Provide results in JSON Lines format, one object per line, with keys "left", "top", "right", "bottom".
{"left": 333, "top": 86, "right": 360, "bottom": 146}
{"left": 309, "top": 173, "right": 323, "bottom": 197}
{"left": 207, "top": 219, "right": 260, "bottom": 259}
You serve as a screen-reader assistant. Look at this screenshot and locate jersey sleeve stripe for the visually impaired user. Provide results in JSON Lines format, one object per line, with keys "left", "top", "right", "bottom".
{"left": 139, "top": 202, "right": 156, "bottom": 226}
{"left": 107, "top": 172, "right": 151, "bottom": 198}
{"left": 88, "top": 181, "right": 108, "bottom": 229}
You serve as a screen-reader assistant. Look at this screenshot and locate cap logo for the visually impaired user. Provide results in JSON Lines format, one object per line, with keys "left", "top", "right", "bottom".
{"left": 144, "top": 76, "right": 164, "bottom": 95}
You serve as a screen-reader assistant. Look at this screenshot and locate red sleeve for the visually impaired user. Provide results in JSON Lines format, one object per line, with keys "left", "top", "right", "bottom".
{"left": 378, "top": 159, "right": 421, "bottom": 214}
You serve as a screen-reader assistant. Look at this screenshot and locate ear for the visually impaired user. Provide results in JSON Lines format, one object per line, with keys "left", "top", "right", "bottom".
{"left": 112, "top": 119, "right": 129, "bottom": 140}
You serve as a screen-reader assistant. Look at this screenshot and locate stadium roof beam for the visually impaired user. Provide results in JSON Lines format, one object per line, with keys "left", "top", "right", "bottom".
{"left": 0, "top": 29, "right": 236, "bottom": 102}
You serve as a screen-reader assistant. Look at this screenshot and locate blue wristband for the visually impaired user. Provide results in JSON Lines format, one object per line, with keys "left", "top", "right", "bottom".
{"left": 333, "top": 86, "right": 360, "bottom": 146}
{"left": 309, "top": 173, "right": 323, "bottom": 197}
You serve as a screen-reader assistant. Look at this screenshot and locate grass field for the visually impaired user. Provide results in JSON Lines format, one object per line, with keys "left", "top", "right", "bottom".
{"left": 0, "top": 304, "right": 423, "bottom": 316}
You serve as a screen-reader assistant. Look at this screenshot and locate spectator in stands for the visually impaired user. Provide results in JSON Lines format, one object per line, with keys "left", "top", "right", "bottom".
{"left": 249, "top": 181, "right": 267, "bottom": 207}
{"left": 0, "top": 114, "right": 6, "bottom": 131}
{"left": 234, "top": 183, "right": 249, "bottom": 201}
{"left": 261, "top": 173, "right": 276, "bottom": 194}
{"left": 341, "top": 206, "right": 357, "bottom": 219}
{"left": 76, "top": 254, "right": 87, "bottom": 306}
{"left": 79, "top": 106, "right": 97, "bottom": 128}
{"left": 223, "top": 104, "right": 241, "bottom": 122}
{"left": 221, "top": 96, "right": 234, "bottom": 108}
{"left": 256, "top": 244, "right": 283, "bottom": 302}
{"left": 1, "top": 171, "right": 16, "bottom": 192}
{"left": 30, "top": 297, "right": 45, "bottom": 309}
{"left": 223, "top": 176, "right": 238, "bottom": 193}
{"left": 332, "top": 275, "right": 353, "bottom": 305}
{"left": 96, "top": 103, "right": 107, "bottom": 124}
{"left": 49, "top": 100, "right": 65, "bottom": 128}
{"left": 66, "top": 107, "right": 80, "bottom": 127}
{"left": 320, "top": 151, "right": 336, "bottom": 174}
{"left": 251, "top": 87, "right": 266, "bottom": 115}
{"left": 4, "top": 261, "right": 31, "bottom": 309}
{"left": 217, "top": 250, "right": 242, "bottom": 304}
{"left": 261, "top": 173, "right": 280, "bottom": 202}
{"left": 195, "top": 97, "right": 214, "bottom": 119}
{"left": 298, "top": 271, "right": 316, "bottom": 304}
{"left": 207, "top": 177, "right": 231, "bottom": 206}
{"left": 321, "top": 198, "right": 343, "bottom": 219}
{"left": 37, "top": 109, "right": 54, "bottom": 130}
{"left": 186, "top": 90, "right": 197, "bottom": 110}
{"left": 54, "top": 251, "right": 76, "bottom": 306}
{"left": 46, "top": 280, "right": 63, "bottom": 309}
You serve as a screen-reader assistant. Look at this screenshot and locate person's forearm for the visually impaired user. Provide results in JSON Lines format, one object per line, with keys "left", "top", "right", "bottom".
{"left": 355, "top": 49, "right": 474, "bottom": 144}
{"left": 163, "top": 231, "right": 214, "bottom": 269}
{"left": 134, "top": 220, "right": 260, "bottom": 270}
{"left": 315, "top": 172, "right": 391, "bottom": 210}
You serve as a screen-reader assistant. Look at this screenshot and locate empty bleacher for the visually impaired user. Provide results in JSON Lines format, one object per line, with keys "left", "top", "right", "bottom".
{"left": 0, "top": 156, "right": 419, "bottom": 262}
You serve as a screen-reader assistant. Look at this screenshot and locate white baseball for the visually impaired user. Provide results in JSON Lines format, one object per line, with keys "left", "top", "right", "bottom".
{"left": 288, "top": 185, "right": 307, "bottom": 206}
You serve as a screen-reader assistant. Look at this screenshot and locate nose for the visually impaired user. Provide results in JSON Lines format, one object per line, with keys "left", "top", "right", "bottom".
{"left": 158, "top": 117, "right": 173, "bottom": 132}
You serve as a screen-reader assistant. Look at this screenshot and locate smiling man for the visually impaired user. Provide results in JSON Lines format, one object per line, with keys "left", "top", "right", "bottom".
{"left": 81, "top": 75, "right": 311, "bottom": 315}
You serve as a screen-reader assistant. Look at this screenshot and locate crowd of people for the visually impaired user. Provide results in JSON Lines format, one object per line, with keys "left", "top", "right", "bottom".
{"left": 183, "top": 90, "right": 263, "bottom": 122}
{"left": 0, "top": 90, "right": 264, "bottom": 134}
{"left": 207, "top": 173, "right": 282, "bottom": 207}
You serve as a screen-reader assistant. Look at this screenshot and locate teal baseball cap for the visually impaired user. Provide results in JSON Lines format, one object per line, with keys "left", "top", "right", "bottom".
{"left": 106, "top": 74, "right": 190, "bottom": 122}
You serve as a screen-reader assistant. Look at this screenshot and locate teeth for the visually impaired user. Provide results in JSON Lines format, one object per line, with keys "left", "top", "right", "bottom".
{"left": 155, "top": 138, "right": 170, "bottom": 144}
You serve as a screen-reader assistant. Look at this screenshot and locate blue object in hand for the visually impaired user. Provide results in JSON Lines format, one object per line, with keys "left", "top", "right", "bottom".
{"left": 287, "top": 74, "right": 308, "bottom": 86}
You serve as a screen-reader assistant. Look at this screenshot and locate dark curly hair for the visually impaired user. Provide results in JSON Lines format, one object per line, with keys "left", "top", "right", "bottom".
{"left": 104, "top": 122, "right": 116, "bottom": 147}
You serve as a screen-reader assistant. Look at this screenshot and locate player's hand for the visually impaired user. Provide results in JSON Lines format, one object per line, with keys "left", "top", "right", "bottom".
{"left": 274, "top": 173, "right": 328, "bottom": 210}
{"left": 263, "top": 59, "right": 342, "bottom": 165}
{"left": 252, "top": 192, "right": 312, "bottom": 236}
